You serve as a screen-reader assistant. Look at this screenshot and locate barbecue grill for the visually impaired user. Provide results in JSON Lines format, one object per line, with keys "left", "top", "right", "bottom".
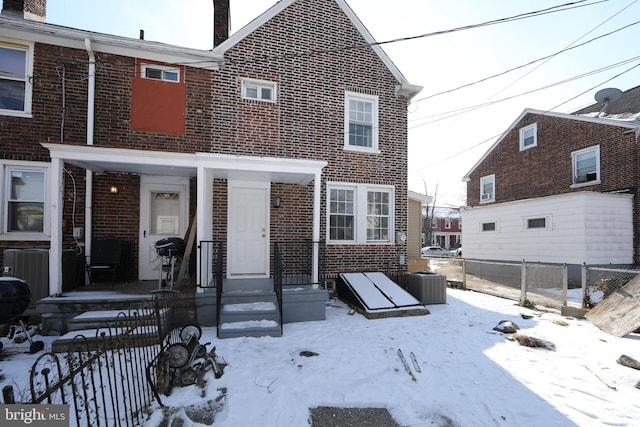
{"left": 0, "top": 277, "right": 31, "bottom": 324}
{"left": 154, "top": 237, "right": 185, "bottom": 289}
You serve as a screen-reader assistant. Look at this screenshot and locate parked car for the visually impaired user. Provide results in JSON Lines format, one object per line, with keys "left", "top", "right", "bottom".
{"left": 421, "top": 246, "right": 452, "bottom": 258}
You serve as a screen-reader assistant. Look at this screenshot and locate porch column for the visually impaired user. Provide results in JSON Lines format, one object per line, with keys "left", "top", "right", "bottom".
{"left": 196, "top": 166, "right": 214, "bottom": 293}
{"left": 49, "top": 157, "right": 64, "bottom": 296}
{"left": 312, "top": 171, "right": 322, "bottom": 283}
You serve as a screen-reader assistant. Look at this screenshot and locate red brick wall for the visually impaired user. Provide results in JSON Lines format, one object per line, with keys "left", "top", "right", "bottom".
{"left": 1, "top": 0, "right": 410, "bottom": 278}
{"left": 466, "top": 112, "right": 640, "bottom": 262}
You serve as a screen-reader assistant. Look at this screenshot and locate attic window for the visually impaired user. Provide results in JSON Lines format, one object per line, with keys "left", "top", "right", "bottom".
{"left": 241, "top": 78, "right": 277, "bottom": 102}
{"left": 141, "top": 64, "right": 180, "bottom": 83}
{"left": 519, "top": 123, "right": 537, "bottom": 151}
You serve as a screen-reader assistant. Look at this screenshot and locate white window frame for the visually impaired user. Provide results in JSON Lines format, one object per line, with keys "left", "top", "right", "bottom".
{"left": 480, "top": 174, "right": 495, "bottom": 203}
{"left": 481, "top": 221, "right": 497, "bottom": 232}
{"left": 444, "top": 219, "right": 451, "bottom": 229}
{"left": 519, "top": 123, "right": 537, "bottom": 151}
{"left": 241, "top": 78, "right": 277, "bottom": 102}
{"left": 140, "top": 63, "right": 181, "bottom": 83}
{"left": 0, "top": 161, "right": 50, "bottom": 241}
{"left": 327, "top": 182, "right": 394, "bottom": 244}
{"left": 0, "top": 38, "right": 34, "bottom": 117}
{"left": 571, "top": 145, "right": 600, "bottom": 187}
{"left": 523, "top": 215, "right": 551, "bottom": 231}
{"left": 344, "top": 91, "right": 379, "bottom": 154}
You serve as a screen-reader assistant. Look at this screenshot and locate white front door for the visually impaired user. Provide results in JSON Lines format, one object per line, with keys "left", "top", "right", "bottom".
{"left": 227, "top": 181, "right": 269, "bottom": 278}
{"left": 139, "top": 176, "right": 189, "bottom": 281}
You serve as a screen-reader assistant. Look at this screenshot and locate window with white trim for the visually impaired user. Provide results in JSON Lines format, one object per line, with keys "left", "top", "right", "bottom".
{"left": 444, "top": 219, "right": 451, "bottom": 229}
{"left": 141, "top": 64, "right": 180, "bottom": 83}
{"left": 241, "top": 78, "right": 277, "bottom": 102}
{"left": 327, "top": 183, "right": 393, "bottom": 243}
{"left": 344, "top": 91, "right": 378, "bottom": 153}
{"left": 572, "top": 145, "right": 600, "bottom": 186}
{"left": 0, "top": 40, "right": 33, "bottom": 116}
{"left": 519, "top": 123, "right": 537, "bottom": 151}
{"left": 2, "top": 163, "right": 48, "bottom": 237}
{"left": 524, "top": 216, "right": 550, "bottom": 230}
{"left": 480, "top": 174, "right": 495, "bottom": 203}
{"left": 481, "top": 222, "right": 496, "bottom": 232}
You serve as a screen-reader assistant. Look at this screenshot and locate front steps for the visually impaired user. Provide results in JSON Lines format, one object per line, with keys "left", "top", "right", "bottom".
{"left": 218, "top": 290, "right": 282, "bottom": 339}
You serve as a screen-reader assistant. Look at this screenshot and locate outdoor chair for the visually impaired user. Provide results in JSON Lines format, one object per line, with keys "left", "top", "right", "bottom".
{"left": 85, "top": 239, "right": 131, "bottom": 285}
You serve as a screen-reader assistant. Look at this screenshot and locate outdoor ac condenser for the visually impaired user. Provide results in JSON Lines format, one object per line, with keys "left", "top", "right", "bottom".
{"left": 3, "top": 248, "right": 49, "bottom": 308}
{"left": 405, "top": 272, "right": 447, "bottom": 304}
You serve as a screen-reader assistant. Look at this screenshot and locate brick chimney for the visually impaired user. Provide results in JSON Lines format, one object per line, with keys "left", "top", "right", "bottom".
{"left": 1, "top": 0, "right": 47, "bottom": 21}
{"left": 213, "top": 0, "right": 229, "bottom": 47}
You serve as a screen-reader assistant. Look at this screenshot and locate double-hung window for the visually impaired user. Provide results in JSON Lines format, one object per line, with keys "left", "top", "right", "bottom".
{"left": 328, "top": 183, "right": 393, "bottom": 243}
{"left": 0, "top": 40, "right": 33, "bottom": 116}
{"left": 519, "top": 123, "right": 537, "bottom": 151}
{"left": 2, "top": 163, "right": 48, "bottom": 238}
{"left": 344, "top": 91, "right": 378, "bottom": 153}
{"left": 480, "top": 174, "right": 495, "bottom": 203}
{"left": 572, "top": 145, "right": 600, "bottom": 186}
{"left": 241, "top": 78, "right": 277, "bottom": 102}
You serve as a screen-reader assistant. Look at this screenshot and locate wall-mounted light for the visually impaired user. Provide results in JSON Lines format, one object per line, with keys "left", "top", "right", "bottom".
{"left": 110, "top": 185, "right": 119, "bottom": 194}
{"left": 273, "top": 195, "right": 281, "bottom": 208}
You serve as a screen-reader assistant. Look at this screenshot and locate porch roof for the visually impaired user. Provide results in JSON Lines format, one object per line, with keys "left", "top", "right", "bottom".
{"left": 43, "top": 143, "right": 326, "bottom": 185}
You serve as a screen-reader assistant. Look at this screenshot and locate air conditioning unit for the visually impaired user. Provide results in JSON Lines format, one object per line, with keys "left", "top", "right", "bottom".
{"left": 405, "top": 272, "right": 446, "bottom": 304}
{"left": 3, "top": 248, "right": 49, "bottom": 309}
{"left": 481, "top": 193, "right": 492, "bottom": 201}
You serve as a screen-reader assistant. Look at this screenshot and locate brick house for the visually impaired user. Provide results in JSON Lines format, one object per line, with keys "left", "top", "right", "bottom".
{"left": 0, "top": 0, "right": 421, "bottom": 326}
{"left": 461, "top": 99, "right": 639, "bottom": 282}
{"left": 422, "top": 206, "right": 461, "bottom": 250}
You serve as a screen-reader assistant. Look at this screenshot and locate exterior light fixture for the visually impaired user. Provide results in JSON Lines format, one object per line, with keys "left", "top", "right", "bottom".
{"left": 110, "top": 185, "right": 119, "bottom": 194}
{"left": 274, "top": 195, "right": 281, "bottom": 208}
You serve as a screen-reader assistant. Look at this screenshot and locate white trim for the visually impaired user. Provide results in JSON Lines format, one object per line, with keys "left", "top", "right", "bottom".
{"left": 140, "top": 63, "right": 181, "bottom": 83}
{"left": 523, "top": 215, "right": 551, "bottom": 231}
{"left": 571, "top": 145, "right": 600, "bottom": 188}
{"left": 241, "top": 77, "right": 277, "bottom": 102}
{"left": 326, "top": 182, "right": 395, "bottom": 244}
{"left": 344, "top": 91, "right": 379, "bottom": 153}
{"left": 0, "top": 38, "right": 34, "bottom": 117}
{"left": 480, "top": 174, "right": 495, "bottom": 204}
{"left": 519, "top": 122, "right": 537, "bottom": 151}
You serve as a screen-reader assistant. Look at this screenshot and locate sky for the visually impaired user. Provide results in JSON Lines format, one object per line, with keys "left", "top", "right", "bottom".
{"left": 4, "top": 0, "right": 640, "bottom": 206}
{"left": 2, "top": 271, "right": 639, "bottom": 426}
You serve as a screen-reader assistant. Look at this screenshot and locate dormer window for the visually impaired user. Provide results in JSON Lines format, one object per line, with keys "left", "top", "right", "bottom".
{"left": 241, "top": 78, "right": 277, "bottom": 102}
{"left": 519, "top": 123, "right": 537, "bottom": 151}
{"left": 141, "top": 64, "right": 180, "bottom": 83}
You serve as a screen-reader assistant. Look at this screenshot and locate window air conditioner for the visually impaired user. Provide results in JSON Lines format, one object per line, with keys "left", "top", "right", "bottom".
{"left": 481, "top": 193, "right": 492, "bottom": 201}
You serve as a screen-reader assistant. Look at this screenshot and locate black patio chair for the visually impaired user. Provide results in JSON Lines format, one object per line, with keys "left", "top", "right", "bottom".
{"left": 85, "top": 239, "right": 130, "bottom": 285}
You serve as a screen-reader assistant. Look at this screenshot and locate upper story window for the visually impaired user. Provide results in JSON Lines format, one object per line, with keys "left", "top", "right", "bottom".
{"left": 328, "top": 183, "right": 393, "bottom": 244}
{"left": 572, "top": 145, "right": 600, "bottom": 187}
{"left": 480, "top": 174, "right": 495, "bottom": 203}
{"left": 519, "top": 123, "right": 537, "bottom": 151}
{"left": 444, "top": 219, "right": 451, "bottom": 229}
{"left": 1, "top": 162, "right": 49, "bottom": 239}
{"left": 0, "top": 40, "right": 33, "bottom": 117}
{"left": 344, "top": 91, "right": 379, "bottom": 153}
{"left": 241, "top": 78, "right": 277, "bottom": 102}
{"left": 141, "top": 64, "right": 180, "bottom": 83}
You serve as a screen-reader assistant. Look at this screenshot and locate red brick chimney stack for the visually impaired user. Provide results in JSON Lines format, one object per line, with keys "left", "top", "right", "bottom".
{"left": 1, "top": 0, "right": 47, "bottom": 21}
{"left": 213, "top": 0, "right": 230, "bottom": 47}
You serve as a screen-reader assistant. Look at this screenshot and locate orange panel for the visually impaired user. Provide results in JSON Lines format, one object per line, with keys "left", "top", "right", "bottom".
{"left": 131, "top": 78, "right": 186, "bottom": 135}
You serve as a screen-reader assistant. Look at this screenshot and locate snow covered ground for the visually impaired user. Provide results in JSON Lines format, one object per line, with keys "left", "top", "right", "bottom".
{"left": 2, "top": 287, "right": 639, "bottom": 426}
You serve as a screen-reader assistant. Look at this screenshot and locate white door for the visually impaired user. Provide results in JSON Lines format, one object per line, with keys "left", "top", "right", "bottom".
{"left": 139, "top": 176, "right": 189, "bottom": 281}
{"left": 228, "top": 181, "right": 269, "bottom": 278}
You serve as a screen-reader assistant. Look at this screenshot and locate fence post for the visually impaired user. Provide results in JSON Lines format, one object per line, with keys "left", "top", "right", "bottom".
{"left": 520, "top": 260, "right": 527, "bottom": 304}
{"left": 581, "top": 263, "right": 588, "bottom": 309}
{"left": 561, "top": 264, "right": 568, "bottom": 307}
{"left": 462, "top": 259, "right": 466, "bottom": 289}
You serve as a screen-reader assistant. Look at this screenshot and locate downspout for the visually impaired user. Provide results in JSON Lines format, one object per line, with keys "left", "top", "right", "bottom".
{"left": 84, "top": 38, "right": 95, "bottom": 280}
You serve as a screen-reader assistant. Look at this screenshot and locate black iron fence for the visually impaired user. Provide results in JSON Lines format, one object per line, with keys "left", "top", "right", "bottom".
{"left": 273, "top": 240, "right": 325, "bottom": 287}
{"left": 26, "top": 291, "right": 180, "bottom": 427}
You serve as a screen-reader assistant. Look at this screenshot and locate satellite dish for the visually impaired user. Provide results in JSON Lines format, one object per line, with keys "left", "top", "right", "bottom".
{"left": 594, "top": 88, "right": 622, "bottom": 117}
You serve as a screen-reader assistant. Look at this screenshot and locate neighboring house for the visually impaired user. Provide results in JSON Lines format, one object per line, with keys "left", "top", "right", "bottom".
{"left": 408, "top": 191, "right": 431, "bottom": 261}
{"left": 422, "top": 206, "right": 461, "bottom": 250}
{"left": 462, "top": 90, "right": 640, "bottom": 281}
{"left": 0, "top": 0, "right": 421, "bottom": 319}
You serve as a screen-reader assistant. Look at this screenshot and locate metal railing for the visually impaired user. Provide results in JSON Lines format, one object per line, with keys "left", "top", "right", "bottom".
{"left": 273, "top": 240, "right": 325, "bottom": 287}
{"left": 27, "top": 291, "right": 180, "bottom": 427}
{"left": 273, "top": 243, "right": 284, "bottom": 336}
{"left": 197, "top": 240, "right": 224, "bottom": 290}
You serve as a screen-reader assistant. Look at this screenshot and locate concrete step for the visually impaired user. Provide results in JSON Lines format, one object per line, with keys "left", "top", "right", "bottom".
{"left": 220, "top": 301, "right": 279, "bottom": 323}
{"left": 51, "top": 325, "right": 162, "bottom": 353}
{"left": 66, "top": 308, "right": 168, "bottom": 331}
{"left": 218, "top": 319, "right": 282, "bottom": 339}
